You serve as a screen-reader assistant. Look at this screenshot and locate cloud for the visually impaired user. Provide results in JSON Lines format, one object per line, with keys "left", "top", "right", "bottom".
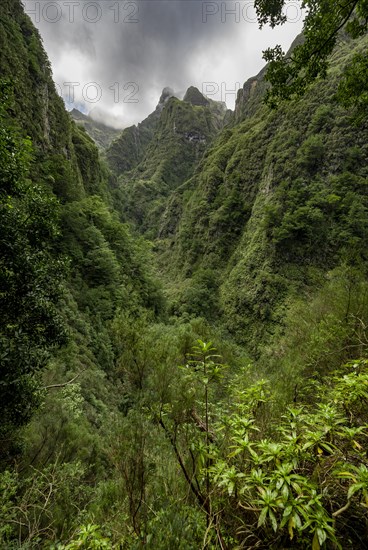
{"left": 23, "top": 0, "right": 303, "bottom": 128}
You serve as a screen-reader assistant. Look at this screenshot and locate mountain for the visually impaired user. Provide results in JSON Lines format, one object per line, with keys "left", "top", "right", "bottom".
{"left": 106, "top": 86, "right": 176, "bottom": 175}
{"left": 152, "top": 35, "right": 368, "bottom": 354}
{"left": 107, "top": 86, "right": 228, "bottom": 235}
{"left": 0, "top": 0, "right": 163, "bottom": 453}
{"left": 70, "top": 108, "right": 120, "bottom": 150}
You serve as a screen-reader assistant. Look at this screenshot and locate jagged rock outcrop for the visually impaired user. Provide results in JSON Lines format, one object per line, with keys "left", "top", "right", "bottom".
{"left": 183, "top": 86, "right": 210, "bottom": 107}
{"left": 106, "top": 87, "right": 176, "bottom": 176}
{"left": 234, "top": 67, "right": 267, "bottom": 121}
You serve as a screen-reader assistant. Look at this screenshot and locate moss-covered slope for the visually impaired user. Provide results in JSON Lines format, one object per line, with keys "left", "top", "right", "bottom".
{"left": 155, "top": 36, "right": 368, "bottom": 350}
{"left": 70, "top": 109, "right": 120, "bottom": 151}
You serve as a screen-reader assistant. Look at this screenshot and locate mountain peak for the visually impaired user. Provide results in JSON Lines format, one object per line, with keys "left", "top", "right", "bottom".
{"left": 183, "top": 86, "right": 209, "bottom": 107}
{"left": 70, "top": 108, "right": 87, "bottom": 120}
{"left": 159, "top": 87, "right": 175, "bottom": 104}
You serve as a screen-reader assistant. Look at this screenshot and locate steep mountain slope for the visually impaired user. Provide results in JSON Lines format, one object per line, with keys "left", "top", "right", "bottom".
{"left": 0, "top": 0, "right": 163, "bottom": 456}
{"left": 109, "top": 87, "right": 228, "bottom": 235}
{"left": 2, "top": 1, "right": 368, "bottom": 548}
{"left": 154, "top": 36, "right": 368, "bottom": 352}
{"left": 106, "top": 87, "right": 175, "bottom": 175}
{"left": 70, "top": 108, "right": 120, "bottom": 150}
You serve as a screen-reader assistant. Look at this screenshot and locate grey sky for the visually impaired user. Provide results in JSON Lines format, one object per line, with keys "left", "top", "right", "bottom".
{"left": 23, "top": 1, "right": 303, "bottom": 128}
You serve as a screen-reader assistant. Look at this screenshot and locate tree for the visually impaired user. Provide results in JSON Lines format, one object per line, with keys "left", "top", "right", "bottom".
{"left": 0, "top": 82, "right": 66, "bottom": 455}
{"left": 255, "top": 0, "right": 368, "bottom": 112}
{"left": 156, "top": 340, "right": 228, "bottom": 548}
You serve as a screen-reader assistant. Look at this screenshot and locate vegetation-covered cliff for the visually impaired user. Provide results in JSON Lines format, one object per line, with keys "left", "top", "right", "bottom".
{"left": 1, "top": 0, "right": 368, "bottom": 548}
{"left": 0, "top": 0, "right": 163, "bottom": 497}
{"left": 155, "top": 36, "right": 368, "bottom": 353}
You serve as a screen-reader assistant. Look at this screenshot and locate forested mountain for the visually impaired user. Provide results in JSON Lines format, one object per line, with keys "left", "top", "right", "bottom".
{"left": 154, "top": 35, "right": 368, "bottom": 353}
{"left": 0, "top": 0, "right": 163, "bottom": 509}
{"left": 108, "top": 86, "right": 228, "bottom": 235}
{"left": 1, "top": 0, "right": 368, "bottom": 548}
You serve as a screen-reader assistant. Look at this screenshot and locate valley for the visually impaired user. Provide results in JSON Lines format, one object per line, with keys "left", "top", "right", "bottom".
{"left": 1, "top": 1, "right": 368, "bottom": 548}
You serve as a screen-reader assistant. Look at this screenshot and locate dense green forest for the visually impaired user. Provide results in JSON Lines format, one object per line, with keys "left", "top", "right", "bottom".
{"left": 1, "top": 0, "right": 368, "bottom": 548}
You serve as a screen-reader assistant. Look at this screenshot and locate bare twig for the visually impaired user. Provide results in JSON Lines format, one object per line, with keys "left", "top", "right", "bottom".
{"left": 239, "top": 502, "right": 261, "bottom": 513}
{"left": 332, "top": 500, "right": 351, "bottom": 517}
{"left": 43, "top": 369, "right": 86, "bottom": 390}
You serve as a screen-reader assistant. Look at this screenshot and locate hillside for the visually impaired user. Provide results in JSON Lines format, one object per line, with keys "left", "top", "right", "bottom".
{"left": 0, "top": 0, "right": 163, "bottom": 475}
{"left": 154, "top": 36, "right": 368, "bottom": 355}
{"left": 106, "top": 87, "right": 176, "bottom": 175}
{"left": 1, "top": 1, "right": 368, "bottom": 549}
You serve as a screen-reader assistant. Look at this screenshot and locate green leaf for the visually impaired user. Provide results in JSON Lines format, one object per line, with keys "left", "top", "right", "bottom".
{"left": 348, "top": 483, "right": 364, "bottom": 500}
{"left": 317, "top": 527, "right": 327, "bottom": 546}
{"left": 257, "top": 507, "right": 268, "bottom": 528}
{"left": 288, "top": 516, "right": 295, "bottom": 540}
{"left": 276, "top": 478, "right": 284, "bottom": 490}
{"left": 269, "top": 510, "right": 278, "bottom": 532}
{"left": 312, "top": 531, "right": 320, "bottom": 550}
{"left": 282, "top": 505, "right": 293, "bottom": 518}
{"left": 320, "top": 442, "right": 335, "bottom": 454}
{"left": 293, "top": 512, "right": 302, "bottom": 529}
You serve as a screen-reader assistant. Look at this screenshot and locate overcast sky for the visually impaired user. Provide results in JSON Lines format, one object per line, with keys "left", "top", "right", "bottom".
{"left": 23, "top": 1, "right": 303, "bottom": 128}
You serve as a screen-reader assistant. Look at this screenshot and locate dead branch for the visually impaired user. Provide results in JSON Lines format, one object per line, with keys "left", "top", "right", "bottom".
{"left": 42, "top": 369, "right": 86, "bottom": 390}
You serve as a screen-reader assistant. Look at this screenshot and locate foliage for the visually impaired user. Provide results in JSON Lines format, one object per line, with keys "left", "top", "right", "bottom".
{"left": 337, "top": 50, "right": 368, "bottom": 121}
{"left": 71, "top": 109, "right": 120, "bottom": 151}
{"left": 187, "top": 357, "right": 368, "bottom": 549}
{"left": 0, "top": 460, "right": 91, "bottom": 547}
{"left": 0, "top": 81, "right": 66, "bottom": 449}
{"left": 60, "top": 195, "right": 164, "bottom": 320}
{"left": 108, "top": 90, "right": 227, "bottom": 236}
{"left": 1, "top": 1, "right": 368, "bottom": 549}
{"left": 59, "top": 524, "right": 112, "bottom": 549}
{"left": 158, "top": 36, "right": 368, "bottom": 350}
{"left": 262, "top": 265, "right": 368, "bottom": 399}
{"left": 255, "top": 0, "right": 368, "bottom": 113}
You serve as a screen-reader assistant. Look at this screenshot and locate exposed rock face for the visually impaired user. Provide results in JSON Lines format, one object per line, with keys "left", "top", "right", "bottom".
{"left": 106, "top": 87, "right": 229, "bottom": 234}
{"left": 234, "top": 68, "right": 267, "bottom": 121}
{"left": 106, "top": 87, "right": 177, "bottom": 175}
{"left": 234, "top": 33, "right": 306, "bottom": 122}
{"left": 183, "top": 86, "right": 210, "bottom": 107}
{"left": 159, "top": 87, "right": 176, "bottom": 106}
{"left": 106, "top": 86, "right": 228, "bottom": 181}
{"left": 184, "top": 131, "right": 206, "bottom": 143}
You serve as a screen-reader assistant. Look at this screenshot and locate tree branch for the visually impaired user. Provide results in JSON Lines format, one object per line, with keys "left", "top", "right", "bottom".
{"left": 191, "top": 409, "right": 216, "bottom": 442}
{"left": 42, "top": 370, "right": 85, "bottom": 390}
{"left": 158, "top": 416, "right": 207, "bottom": 511}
